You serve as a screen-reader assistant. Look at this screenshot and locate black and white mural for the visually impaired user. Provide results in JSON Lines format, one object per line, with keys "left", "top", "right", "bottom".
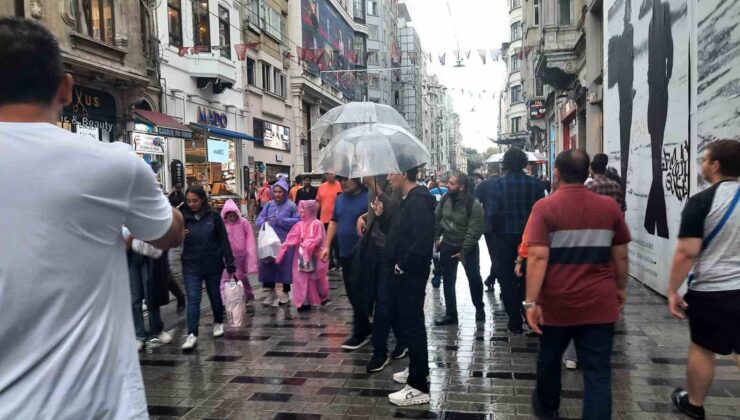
{"left": 604, "top": 0, "right": 690, "bottom": 292}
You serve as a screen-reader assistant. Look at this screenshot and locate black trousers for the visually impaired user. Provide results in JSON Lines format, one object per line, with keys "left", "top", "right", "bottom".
{"left": 483, "top": 232, "right": 499, "bottom": 286}
{"left": 392, "top": 269, "right": 429, "bottom": 393}
{"left": 439, "top": 242, "right": 484, "bottom": 318}
{"left": 342, "top": 256, "right": 372, "bottom": 338}
{"left": 495, "top": 233, "right": 526, "bottom": 331}
{"left": 324, "top": 223, "right": 340, "bottom": 268}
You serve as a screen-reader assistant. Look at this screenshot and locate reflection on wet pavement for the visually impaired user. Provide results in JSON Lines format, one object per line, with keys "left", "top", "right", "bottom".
{"left": 141, "top": 245, "right": 740, "bottom": 419}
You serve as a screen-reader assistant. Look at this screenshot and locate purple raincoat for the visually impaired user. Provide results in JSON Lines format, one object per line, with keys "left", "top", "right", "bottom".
{"left": 256, "top": 178, "right": 300, "bottom": 284}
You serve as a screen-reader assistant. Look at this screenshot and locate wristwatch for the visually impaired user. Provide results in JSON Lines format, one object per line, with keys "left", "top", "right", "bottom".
{"left": 522, "top": 301, "right": 537, "bottom": 309}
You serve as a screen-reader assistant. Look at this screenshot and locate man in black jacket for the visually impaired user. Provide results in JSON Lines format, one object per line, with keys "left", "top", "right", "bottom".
{"left": 375, "top": 165, "right": 436, "bottom": 406}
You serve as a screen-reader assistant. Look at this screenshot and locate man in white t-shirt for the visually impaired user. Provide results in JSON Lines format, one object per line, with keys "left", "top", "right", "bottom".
{"left": 0, "top": 18, "right": 184, "bottom": 419}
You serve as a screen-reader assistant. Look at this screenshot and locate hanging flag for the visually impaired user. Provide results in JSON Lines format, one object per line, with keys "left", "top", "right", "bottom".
{"left": 427, "top": 52, "right": 433, "bottom": 62}
{"left": 246, "top": 42, "right": 260, "bottom": 50}
{"left": 178, "top": 46, "right": 189, "bottom": 57}
{"left": 234, "top": 44, "right": 248, "bottom": 61}
{"left": 296, "top": 47, "right": 304, "bottom": 63}
{"left": 438, "top": 52, "right": 446, "bottom": 65}
{"left": 303, "top": 48, "right": 315, "bottom": 63}
{"left": 454, "top": 50, "right": 460, "bottom": 60}
{"left": 478, "top": 49, "right": 487, "bottom": 64}
{"left": 489, "top": 49, "right": 499, "bottom": 61}
{"left": 465, "top": 50, "right": 471, "bottom": 59}
{"left": 190, "top": 46, "right": 202, "bottom": 54}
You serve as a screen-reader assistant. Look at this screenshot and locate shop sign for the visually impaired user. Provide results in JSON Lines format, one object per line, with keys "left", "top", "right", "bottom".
{"left": 158, "top": 127, "right": 194, "bottom": 139}
{"left": 197, "top": 107, "right": 228, "bottom": 128}
{"left": 530, "top": 100, "right": 545, "bottom": 119}
{"left": 133, "top": 133, "right": 165, "bottom": 155}
{"left": 62, "top": 86, "right": 116, "bottom": 133}
{"left": 207, "top": 138, "right": 230, "bottom": 163}
{"left": 253, "top": 118, "right": 290, "bottom": 152}
{"left": 76, "top": 125, "right": 99, "bottom": 140}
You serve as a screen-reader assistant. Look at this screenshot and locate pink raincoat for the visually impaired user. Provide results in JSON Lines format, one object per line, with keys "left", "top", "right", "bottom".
{"left": 276, "top": 200, "right": 329, "bottom": 308}
{"left": 220, "top": 199, "right": 258, "bottom": 301}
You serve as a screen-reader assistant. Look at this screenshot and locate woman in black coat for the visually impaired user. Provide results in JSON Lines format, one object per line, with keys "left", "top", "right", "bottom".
{"left": 180, "top": 185, "right": 236, "bottom": 351}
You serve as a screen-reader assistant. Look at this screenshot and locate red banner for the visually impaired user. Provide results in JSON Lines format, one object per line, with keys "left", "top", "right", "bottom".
{"left": 234, "top": 44, "right": 248, "bottom": 61}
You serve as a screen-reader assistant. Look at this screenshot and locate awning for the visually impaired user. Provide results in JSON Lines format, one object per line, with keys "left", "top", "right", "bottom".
{"left": 190, "top": 123, "right": 261, "bottom": 142}
{"left": 134, "top": 109, "right": 193, "bottom": 139}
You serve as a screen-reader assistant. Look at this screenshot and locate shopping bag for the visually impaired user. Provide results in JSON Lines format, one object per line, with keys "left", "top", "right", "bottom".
{"left": 297, "top": 247, "right": 315, "bottom": 272}
{"left": 223, "top": 279, "right": 245, "bottom": 327}
{"left": 258, "top": 223, "right": 281, "bottom": 261}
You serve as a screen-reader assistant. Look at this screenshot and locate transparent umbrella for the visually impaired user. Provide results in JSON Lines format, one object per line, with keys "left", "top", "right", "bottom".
{"left": 311, "top": 102, "right": 411, "bottom": 145}
{"left": 485, "top": 151, "right": 547, "bottom": 163}
{"left": 316, "top": 123, "right": 430, "bottom": 179}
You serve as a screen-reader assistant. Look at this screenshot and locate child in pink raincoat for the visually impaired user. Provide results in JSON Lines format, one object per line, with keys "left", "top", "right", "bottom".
{"left": 220, "top": 199, "right": 258, "bottom": 302}
{"left": 275, "top": 200, "right": 329, "bottom": 310}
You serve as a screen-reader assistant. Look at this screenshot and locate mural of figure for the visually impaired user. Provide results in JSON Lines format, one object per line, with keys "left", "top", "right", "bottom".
{"left": 607, "top": 0, "right": 635, "bottom": 195}
{"left": 642, "top": 0, "right": 673, "bottom": 238}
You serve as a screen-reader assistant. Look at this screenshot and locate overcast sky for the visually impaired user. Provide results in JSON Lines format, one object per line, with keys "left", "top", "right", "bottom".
{"left": 405, "top": 0, "right": 509, "bottom": 153}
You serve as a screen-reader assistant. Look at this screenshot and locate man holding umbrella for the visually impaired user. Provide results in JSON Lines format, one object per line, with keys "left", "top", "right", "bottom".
{"left": 373, "top": 164, "right": 436, "bottom": 406}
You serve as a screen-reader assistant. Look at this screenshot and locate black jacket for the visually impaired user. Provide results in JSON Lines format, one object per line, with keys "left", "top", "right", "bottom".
{"left": 181, "top": 204, "right": 236, "bottom": 275}
{"left": 386, "top": 185, "right": 436, "bottom": 274}
{"left": 295, "top": 186, "right": 318, "bottom": 205}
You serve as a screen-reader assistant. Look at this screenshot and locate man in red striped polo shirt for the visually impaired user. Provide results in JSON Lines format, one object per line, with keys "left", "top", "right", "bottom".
{"left": 524, "top": 149, "right": 631, "bottom": 420}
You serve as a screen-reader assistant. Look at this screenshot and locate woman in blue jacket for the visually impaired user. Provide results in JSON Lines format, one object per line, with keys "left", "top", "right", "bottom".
{"left": 180, "top": 185, "right": 236, "bottom": 350}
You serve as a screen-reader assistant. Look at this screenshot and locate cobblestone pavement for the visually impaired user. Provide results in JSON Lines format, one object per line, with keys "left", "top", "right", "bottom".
{"left": 141, "top": 245, "right": 740, "bottom": 420}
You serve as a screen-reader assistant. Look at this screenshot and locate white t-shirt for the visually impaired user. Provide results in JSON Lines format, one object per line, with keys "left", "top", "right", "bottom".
{"left": 0, "top": 123, "right": 173, "bottom": 419}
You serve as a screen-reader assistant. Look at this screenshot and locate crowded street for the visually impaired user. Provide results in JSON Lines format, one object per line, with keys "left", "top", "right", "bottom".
{"left": 138, "top": 258, "right": 740, "bottom": 419}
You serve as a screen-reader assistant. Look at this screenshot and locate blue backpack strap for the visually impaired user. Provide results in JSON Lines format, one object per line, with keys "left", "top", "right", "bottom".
{"left": 702, "top": 185, "right": 740, "bottom": 251}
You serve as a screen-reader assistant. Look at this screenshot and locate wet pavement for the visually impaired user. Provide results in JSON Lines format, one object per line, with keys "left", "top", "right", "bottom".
{"left": 141, "top": 243, "right": 740, "bottom": 419}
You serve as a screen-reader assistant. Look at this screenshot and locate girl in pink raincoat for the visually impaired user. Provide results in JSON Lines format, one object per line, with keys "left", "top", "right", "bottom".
{"left": 275, "top": 200, "right": 330, "bottom": 311}
{"left": 220, "top": 199, "right": 258, "bottom": 302}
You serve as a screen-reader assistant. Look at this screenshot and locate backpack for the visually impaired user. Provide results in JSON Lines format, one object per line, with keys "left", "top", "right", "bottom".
{"left": 439, "top": 193, "right": 475, "bottom": 218}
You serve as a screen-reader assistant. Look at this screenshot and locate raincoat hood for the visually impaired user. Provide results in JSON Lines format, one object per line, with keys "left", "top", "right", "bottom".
{"left": 298, "top": 200, "right": 318, "bottom": 222}
{"left": 220, "top": 199, "right": 243, "bottom": 221}
{"left": 272, "top": 178, "right": 290, "bottom": 199}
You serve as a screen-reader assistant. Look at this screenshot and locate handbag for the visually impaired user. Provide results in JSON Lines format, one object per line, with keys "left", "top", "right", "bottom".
{"left": 297, "top": 224, "right": 316, "bottom": 272}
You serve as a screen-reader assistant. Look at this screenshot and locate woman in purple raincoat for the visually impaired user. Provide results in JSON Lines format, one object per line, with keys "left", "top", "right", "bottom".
{"left": 256, "top": 177, "right": 300, "bottom": 306}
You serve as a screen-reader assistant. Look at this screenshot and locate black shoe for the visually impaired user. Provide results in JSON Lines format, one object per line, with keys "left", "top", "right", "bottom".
{"left": 671, "top": 388, "right": 705, "bottom": 419}
{"left": 297, "top": 304, "right": 311, "bottom": 312}
{"left": 484, "top": 277, "right": 494, "bottom": 291}
{"left": 508, "top": 326, "right": 524, "bottom": 335}
{"left": 475, "top": 308, "right": 485, "bottom": 322}
{"left": 431, "top": 276, "right": 441, "bottom": 288}
{"left": 532, "top": 391, "right": 559, "bottom": 419}
{"left": 341, "top": 335, "right": 370, "bottom": 351}
{"left": 366, "top": 353, "right": 390, "bottom": 373}
{"left": 434, "top": 315, "right": 458, "bottom": 326}
{"left": 391, "top": 344, "right": 408, "bottom": 360}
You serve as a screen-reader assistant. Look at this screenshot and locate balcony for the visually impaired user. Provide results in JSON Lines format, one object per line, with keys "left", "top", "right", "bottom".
{"left": 187, "top": 54, "right": 238, "bottom": 86}
{"left": 533, "top": 26, "right": 583, "bottom": 90}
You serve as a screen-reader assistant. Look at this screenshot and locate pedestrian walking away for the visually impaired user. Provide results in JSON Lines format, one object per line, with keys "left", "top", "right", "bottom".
{"left": 0, "top": 17, "right": 184, "bottom": 419}
{"left": 586, "top": 153, "right": 627, "bottom": 212}
{"left": 490, "top": 148, "right": 545, "bottom": 334}
{"left": 180, "top": 185, "right": 237, "bottom": 350}
{"left": 277, "top": 200, "right": 330, "bottom": 310}
{"left": 525, "top": 149, "right": 631, "bottom": 420}
{"left": 219, "top": 199, "right": 258, "bottom": 303}
{"left": 316, "top": 172, "right": 344, "bottom": 269}
{"left": 380, "top": 165, "right": 436, "bottom": 406}
{"left": 256, "top": 177, "right": 301, "bottom": 306}
{"left": 434, "top": 172, "right": 486, "bottom": 326}
{"left": 666, "top": 140, "right": 740, "bottom": 420}
{"left": 475, "top": 169, "right": 502, "bottom": 293}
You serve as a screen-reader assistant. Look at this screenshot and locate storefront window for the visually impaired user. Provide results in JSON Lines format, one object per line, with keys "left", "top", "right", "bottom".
{"left": 74, "top": 0, "right": 115, "bottom": 45}
{"left": 185, "top": 135, "right": 237, "bottom": 197}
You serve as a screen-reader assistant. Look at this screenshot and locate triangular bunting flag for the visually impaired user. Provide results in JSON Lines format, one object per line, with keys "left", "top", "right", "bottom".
{"left": 438, "top": 52, "right": 446, "bottom": 65}
{"left": 478, "top": 49, "right": 487, "bottom": 64}
{"left": 296, "top": 47, "right": 304, "bottom": 63}
{"left": 465, "top": 50, "right": 471, "bottom": 59}
{"left": 234, "top": 44, "right": 248, "bottom": 61}
{"left": 454, "top": 50, "right": 460, "bottom": 60}
{"left": 178, "top": 46, "right": 189, "bottom": 57}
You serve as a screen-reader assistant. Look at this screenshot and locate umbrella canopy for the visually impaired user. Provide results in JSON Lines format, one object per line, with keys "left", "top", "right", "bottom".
{"left": 311, "top": 102, "right": 411, "bottom": 143}
{"left": 485, "top": 151, "right": 547, "bottom": 163}
{"left": 316, "top": 123, "right": 430, "bottom": 178}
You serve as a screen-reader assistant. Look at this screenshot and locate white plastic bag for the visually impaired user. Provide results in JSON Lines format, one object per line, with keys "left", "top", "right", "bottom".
{"left": 223, "top": 279, "right": 245, "bottom": 327}
{"left": 258, "top": 223, "right": 281, "bottom": 261}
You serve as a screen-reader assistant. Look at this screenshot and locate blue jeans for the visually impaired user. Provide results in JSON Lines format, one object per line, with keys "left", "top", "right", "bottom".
{"left": 184, "top": 272, "right": 224, "bottom": 336}
{"left": 534, "top": 323, "right": 615, "bottom": 419}
{"left": 371, "top": 246, "right": 402, "bottom": 356}
{"left": 129, "top": 256, "right": 162, "bottom": 340}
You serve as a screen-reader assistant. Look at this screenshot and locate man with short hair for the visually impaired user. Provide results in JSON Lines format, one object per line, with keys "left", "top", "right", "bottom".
{"left": 0, "top": 17, "right": 184, "bottom": 419}
{"left": 317, "top": 172, "right": 344, "bottom": 269}
{"left": 586, "top": 153, "right": 626, "bottom": 212}
{"left": 666, "top": 140, "right": 740, "bottom": 420}
{"left": 434, "top": 173, "right": 486, "bottom": 325}
{"left": 375, "top": 165, "right": 436, "bottom": 406}
{"left": 290, "top": 175, "right": 303, "bottom": 202}
{"left": 525, "top": 149, "right": 630, "bottom": 419}
{"left": 476, "top": 168, "right": 502, "bottom": 292}
{"left": 490, "top": 148, "right": 545, "bottom": 333}
{"left": 295, "top": 175, "right": 318, "bottom": 205}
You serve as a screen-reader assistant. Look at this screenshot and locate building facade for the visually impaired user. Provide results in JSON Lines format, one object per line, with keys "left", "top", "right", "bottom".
{"left": 365, "top": 0, "right": 397, "bottom": 105}
{"left": 394, "top": 0, "right": 423, "bottom": 140}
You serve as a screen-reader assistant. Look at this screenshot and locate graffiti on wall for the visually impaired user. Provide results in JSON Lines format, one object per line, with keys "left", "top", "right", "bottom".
{"left": 662, "top": 139, "right": 690, "bottom": 201}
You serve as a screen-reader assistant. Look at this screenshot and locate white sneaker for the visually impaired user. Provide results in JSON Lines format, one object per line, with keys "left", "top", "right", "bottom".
{"left": 565, "top": 360, "right": 577, "bottom": 370}
{"left": 182, "top": 334, "right": 198, "bottom": 350}
{"left": 388, "top": 385, "right": 430, "bottom": 406}
{"left": 137, "top": 340, "right": 144, "bottom": 352}
{"left": 262, "top": 290, "right": 276, "bottom": 306}
{"left": 155, "top": 331, "right": 173, "bottom": 344}
{"left": 213, "top": 323, "right": 224, "bottom": 337}
{"left": 393, "top": 368, "right": 409, "bottom": 384}
{"left": 278, "top": 292, "right": 290, "bottom": 305}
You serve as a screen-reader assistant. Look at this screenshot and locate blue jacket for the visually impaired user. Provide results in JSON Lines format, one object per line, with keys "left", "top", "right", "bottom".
{"left": 181, "top": 204, "right": 236, "bottom": 276}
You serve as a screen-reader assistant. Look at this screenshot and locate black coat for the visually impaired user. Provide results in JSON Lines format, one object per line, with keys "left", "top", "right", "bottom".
{"left": 181, "top": 204, "right": 236, "bottom": 276}
{"left": 385, "top": 185, "right": 436, "bottom": 275}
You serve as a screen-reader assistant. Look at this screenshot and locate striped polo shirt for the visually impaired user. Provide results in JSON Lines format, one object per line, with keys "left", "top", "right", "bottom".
{"left": 527, "top": 184, "right": 631, "bottom": 326}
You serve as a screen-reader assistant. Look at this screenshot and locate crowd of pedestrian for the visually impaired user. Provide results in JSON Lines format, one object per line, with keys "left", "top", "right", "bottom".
{"left": 2, "top": 17, "right": 739, "bottom": 420}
